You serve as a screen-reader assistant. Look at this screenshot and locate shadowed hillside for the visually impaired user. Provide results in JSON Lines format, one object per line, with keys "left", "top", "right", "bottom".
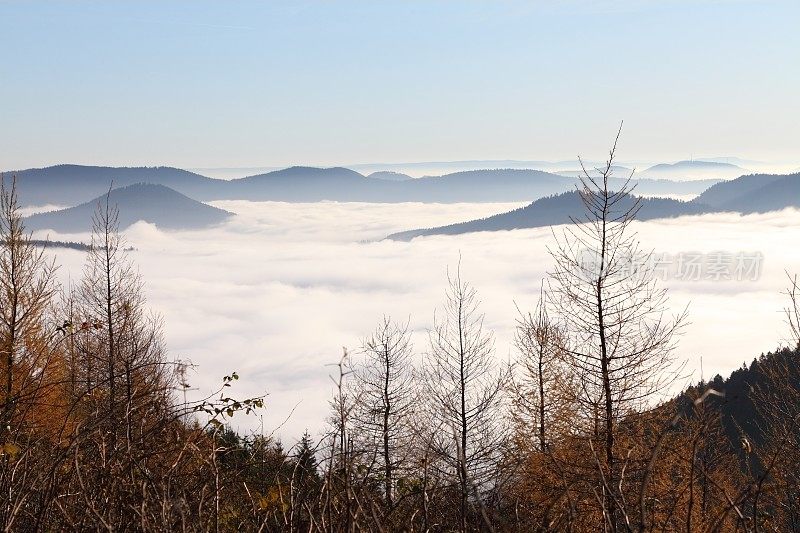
{"left": 386, "top": 171, "right": 800, "bottom": 241}
{"left": 25, "top": 183, "right": 233, "bottom": 233}
{"left": 386, "top": 191, "right": 710, "bottom": 241}
{"left": 696, "top": 172, "right": 800, "bottom": 211}
{"left": 7, "top": 164, "right": 226, "bottom": 206}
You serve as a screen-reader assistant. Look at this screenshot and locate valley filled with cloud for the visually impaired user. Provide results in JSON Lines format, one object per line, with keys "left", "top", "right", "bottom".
{"left": 34, "top": 201, "right": 800, "bottom": 442}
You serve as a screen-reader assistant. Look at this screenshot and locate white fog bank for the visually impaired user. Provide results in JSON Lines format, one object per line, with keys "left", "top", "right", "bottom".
{"left": 36, "top": 202, "right": 800, "bottom": 443}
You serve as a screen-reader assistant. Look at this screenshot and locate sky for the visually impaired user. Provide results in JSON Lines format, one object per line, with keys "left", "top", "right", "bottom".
{"left": 37, "top": 202, "right": 800, "bottom": 442}
{"left": 2, "top": 0, "right": 799, "bottom": 170}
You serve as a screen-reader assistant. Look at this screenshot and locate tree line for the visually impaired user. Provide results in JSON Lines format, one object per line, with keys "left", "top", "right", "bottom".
{"left": 1, "top": 135, "right": 799, "bottom": 531}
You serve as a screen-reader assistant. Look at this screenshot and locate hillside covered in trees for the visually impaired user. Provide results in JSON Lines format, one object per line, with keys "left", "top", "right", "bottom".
{"left": 24, "top": 183, "right": 233, "bottom": 233}
{"left": 387, "top": 171, "right": 800, "bottom": 240}
{"left": 2, "top": 138, "right": 800, "bottom": 533}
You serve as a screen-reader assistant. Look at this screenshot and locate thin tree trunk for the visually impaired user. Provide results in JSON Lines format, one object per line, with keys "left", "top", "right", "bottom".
{"left": 382, "top": 346, "right": 393, "bottom": 510}
{"left": 458, "top": 296, "right": 469, "bottom": 533}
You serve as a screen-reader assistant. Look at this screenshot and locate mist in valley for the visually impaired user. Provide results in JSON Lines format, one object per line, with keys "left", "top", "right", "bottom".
{"left": 34, "top": 200, "right": 800, "bottom": 440}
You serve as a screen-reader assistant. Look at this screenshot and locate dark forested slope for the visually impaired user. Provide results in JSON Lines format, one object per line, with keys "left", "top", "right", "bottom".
{"left": 25, "top": 183, "right": 232, "bottom": 233}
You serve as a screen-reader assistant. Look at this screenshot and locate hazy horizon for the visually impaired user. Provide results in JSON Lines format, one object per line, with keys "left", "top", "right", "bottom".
{"left": 7, "top": 155, "right": 799, "bottom": 182}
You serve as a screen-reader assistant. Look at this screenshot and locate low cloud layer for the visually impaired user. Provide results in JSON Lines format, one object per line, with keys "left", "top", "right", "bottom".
{"left": 36, "top": 202, "right": 800, "bottom": 444}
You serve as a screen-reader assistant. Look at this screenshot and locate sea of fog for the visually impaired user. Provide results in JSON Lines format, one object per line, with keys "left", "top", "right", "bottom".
{"left": 36, "top": 201, "right": 800, "bottom": 444}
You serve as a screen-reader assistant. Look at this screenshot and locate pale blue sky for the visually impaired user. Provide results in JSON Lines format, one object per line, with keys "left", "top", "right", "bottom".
{"left": 1, "top": 0, "right": 798, "bottom": 169}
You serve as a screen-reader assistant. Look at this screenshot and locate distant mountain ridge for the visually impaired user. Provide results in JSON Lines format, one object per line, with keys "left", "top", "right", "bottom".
{"left": 25, "top": 183, "right": 232, "bottom": 233}
{"left": 640, "top": 160, "right": 747, "bottom": 180}
{"left": 5, "top": 164, "right": 723, "bottom": 207}
{"left": 645, "top": 160, "right": 742, "bottom": 172}
{"left": 7, "top": 164, "right": 225, "bottom": 206}
{"left": 7, "top": 164, "right": 794, "bottom": 236}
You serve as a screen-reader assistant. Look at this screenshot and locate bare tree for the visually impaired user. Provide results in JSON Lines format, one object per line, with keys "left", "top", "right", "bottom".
{"left": 509, "top": 286, "right": 573, "bottom": 453}
{"left": 351, "top": 316, "right": 416, "bottom": 514}
{"left": 320, "top": 349, "right": 361, "bottom": 532}
{"left": 547, "top": 126, "right": 686, "bottom": 528}
{"left": 785, "top": 272, "right": 800, "bottom": 349}
{"left": 423, "top": 265, "right": 506, "bottom": 532}
{"left": 59, "top": 192, "right": 183, "bottom": 527}
{"left": 76, "top": 192, "right": 174, "bottom": 438}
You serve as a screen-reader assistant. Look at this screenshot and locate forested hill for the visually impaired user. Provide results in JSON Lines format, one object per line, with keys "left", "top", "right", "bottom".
{"left": 695, "top": 172, "right": 800, "bottom": 212}
{"left": 31, "top": 239, "right": 92, "bottom": 251}
{"left": 8, "top": 164, "right": 225, "bottom": 206}
{"left": 25, "top": 183, "right": 233, "bottom": 233}
{"left": 387, "top": 191, "right": 709, "bottom": 241}
{"left": 678, "top": 347, "right": 800, "bottom": 456}
{"left": 386, "top": 172, "right": 800, "bottom": 240}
